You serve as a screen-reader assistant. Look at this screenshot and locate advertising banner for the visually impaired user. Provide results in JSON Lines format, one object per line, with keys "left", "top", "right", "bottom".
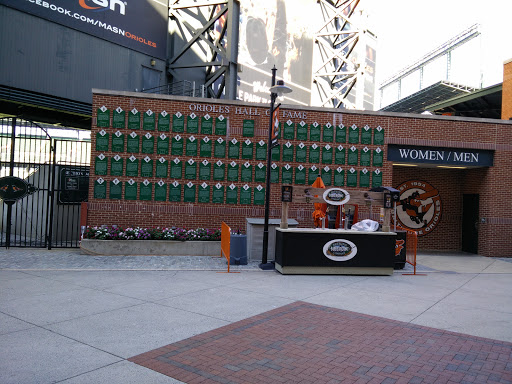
{"left": 3, "top": 0, "right": 168, "bottom": 59}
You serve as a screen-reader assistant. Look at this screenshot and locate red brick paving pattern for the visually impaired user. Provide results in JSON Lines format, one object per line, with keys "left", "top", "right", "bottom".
{"left": 129, "top": 302, "right": 512, "bottom": 384}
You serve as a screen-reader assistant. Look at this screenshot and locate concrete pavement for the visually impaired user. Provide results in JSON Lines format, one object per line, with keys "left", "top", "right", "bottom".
{"left": 1, "top": 248, "right": 511, "bottom": 383}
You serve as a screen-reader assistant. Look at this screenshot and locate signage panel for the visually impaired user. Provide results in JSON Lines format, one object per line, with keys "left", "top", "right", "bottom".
{"left": 387, "top": 145, "right": 494, "bottom": 167}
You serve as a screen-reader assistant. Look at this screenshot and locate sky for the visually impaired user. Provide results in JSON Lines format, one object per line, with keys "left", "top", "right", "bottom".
{"left": 363, "top": 0, "right": 512, "bottom": 91}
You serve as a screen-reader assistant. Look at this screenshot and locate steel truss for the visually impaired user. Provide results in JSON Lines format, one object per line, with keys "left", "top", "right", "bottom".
{"left": 313, "top": 0, "right": 366, "bottom": 109}
{"left": 168, "top": 0, "right": 240, "bottom": 99}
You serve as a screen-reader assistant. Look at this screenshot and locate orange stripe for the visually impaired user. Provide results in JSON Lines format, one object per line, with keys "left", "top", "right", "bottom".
{"left": 79, "top": 0, "right": 101, "bottom": 10}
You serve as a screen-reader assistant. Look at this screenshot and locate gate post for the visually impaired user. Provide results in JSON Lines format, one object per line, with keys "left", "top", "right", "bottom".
{"left": 5, "top": 118, "right": 16, "bottom": 248}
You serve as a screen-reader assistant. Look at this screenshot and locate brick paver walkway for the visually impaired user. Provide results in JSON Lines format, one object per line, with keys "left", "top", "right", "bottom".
{"left": 129, "top": 302, "right": 512, "bottom": 384}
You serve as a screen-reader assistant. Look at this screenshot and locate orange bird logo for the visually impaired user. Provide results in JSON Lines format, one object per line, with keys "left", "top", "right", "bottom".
{"left": 395, "top": 239, "right": 405, "bottom": 256}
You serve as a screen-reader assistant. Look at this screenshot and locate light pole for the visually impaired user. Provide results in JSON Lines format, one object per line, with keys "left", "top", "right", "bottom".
{"left": 260, "top": 66, "right": 292, "bottom": 270}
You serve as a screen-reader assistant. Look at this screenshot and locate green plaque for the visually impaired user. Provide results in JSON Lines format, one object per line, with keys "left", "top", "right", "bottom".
{"left": 94, "top": 178, "right": 106, "bottom": 199}
{"left": 155, "top": 157, "right": 168, "bottom": 178}
{"left": 282, "top": 164, "right": 293, "bottom": 184}
{"left": 200, "top": 137, "right": 212, "bottom": 157}
{"left": 94, "top": 154, "right": 107, "bottom": 176}
{"left": 295, "top": 165, "right": 306, "bottom": 185}
{"left": 186, "top": 113, "right": 198, "bottom": 133}
{"left": 109, "top": 179, "right": 122, "bottom": 200}
{"left": 143, "top": 110, "right": 155, "bottom": 131}
{"left": 297, "top": 121, "right": 308, "bottom": 140}
{"left": 271, "top": 145, "right": 280, "bottom": 161}
{"left": 310, "top": 122, "right": 321, "bottom": 141}
{"left": 308, "top": 166, "right": 319, "bottom": 185}
{"left": 113, "top": 107, "right": 125, "bottom": 129}
{"left": 157, "top": 134, "right": 169, "bottom": 155}
{"left": 241, "top": 162, "right": 252, "bottom": 182}
{"left": 183, "top": 182, "right": 196, "bottom": 202}
{"left": 186, "top": 136, "right": 198, "bottom": 157}
{"left": 215, "top": 115, "right": 227, "bottom": 135}
{"left": 309, "top": 144, "right": 320, "bottom": 164}
{"left": 348, "top": 124, "right": 359, "bottom": 144}
{"left": 335, "top": 125, "right": 346, "bottom": 143}
{"left": 126, "top": 156, "right": 139, "bottom": 177}
{"left": 321, "top": 166, "right": 332, "bottom": 186}
{"left": 172, "top": 112, "right": 185, "bottom": 132}
{"left": 198, "top": 183, "right": 210, "bottom": 203}
{"left": 199, "top": 160, "right": 211, "bottom": 180}
{"left": 360, "top": 169, "right": 370, "bottom": 188}
{"left": 127, "top": 132, "right": 139, "bottom": 153}
{"left": 283, "top": 120, "right": 295, "bottom": 140}
{"left": 97, "top": 106, "right": 110, "bottom": 128}
{"left": 270, "top": 163, "right": 279, "bottom": 183}
{"left": 212, "top": 184, "right": 224, "bottom": 204}
{"left": 96, "top": 130, "right": 109, "bottom": 152}
{"left": 128, "top": 108, "right": 140, "bottom": 130}
{"left": 374, "top": 126, "right": 384, "bottom": 145}
{"left": 255, "top": 163, "right": 266, "bottom": 182}
{"left": 125, "top": 179, "right": 138, "bottom": 200}
{"left": 254, "top": 185, "right": 265, "bottom": 205}
{"left": 323, "top": 123, "right": 334, "bottom": 142}
{"left": 214, "top": 137, "right": 226, "bottom": 158}
{"left": 157, "top": 111, "right": 170, "bottom": 132}
{"left": 140, "top": 179, "right": 153, "bottom": 201}
{"left": 373, "top": 147, "right": 384, "bottom": 167}
{"left": 141, "top": 157, "right": 153, "bottom": 177}
{"left": 185, "top": 159, "right": 197, "bottom": 180}
{"left": 360, "top": 147, "right": 371, "bottom": 166}
{"left": 361, "top": 125, "right": 372, "bottom": 144}
{"left": 228, "top": 138, "right": 240, "bottom": 159}
{"left": 170, "top": 158, "right": 183, "bottom": 179}
{"left": 322, "top": 144, "right": 333, "bottom": 164}
{"left": 213, "top": 161, "right": 225, "bottom": 181}
{"left": 372, "top": 169, "right": 383, "bottom": 188}
{"left": 347, "top": 146, "right": 358, "bottom": 165}
{"left": 155, "top": 180, "right": 167, "bottom": 201}
{"left": 112, "top": 131, "right": 124, "bottom": 152}
{"left": 171, "top": 135, "right": 183, "bottom": 156}
{"left": 226, "top": 184, "right": 238, "bottom": 204}
{"left": 141, "top": 133, "right": 154, "bottom": 154}
{"left": 169, "top": 181, "right": 181, "bottom": 202}
{"left": 201, "top": 114, "right": 213, "bottom": 134}
{"left": 242, "top": 139, "right": 253, "bottom": 159}
{"left": 110, "top": 155, "right": 123, "bottom": 176}
{"left": 282, "top": 142, "right": 294, "bottom": 162}
{"left": 255, "top": 140, "right": 267, "bottom": 160}
{"left": 335, "top": 145, "right": 346, "bottom": 165}
{"left": 296, "top": 143, "right": 307, "bottom": 163}
{"left": 347, "top": 168, "right": 357, "bottom": 187}
{"left": 240, "top": 185, "right": 252, "bottom": 204}
{"left": 227, "top": 162, "right": 239, "bottom": 181}
{"left": 242, "top": 119, "right": 254, "bottom": 137}
{"left": 334, "top": 167, "right": 345, "bottom": 186}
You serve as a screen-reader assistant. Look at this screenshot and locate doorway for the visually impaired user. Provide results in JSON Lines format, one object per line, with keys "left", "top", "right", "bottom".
{"left": 462, "top": 194, "right": 479, "bottom": 254}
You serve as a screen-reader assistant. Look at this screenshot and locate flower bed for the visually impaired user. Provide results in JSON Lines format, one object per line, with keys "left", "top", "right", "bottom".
{"left": 80, "top": 226, "right": 222, "bottom": 256}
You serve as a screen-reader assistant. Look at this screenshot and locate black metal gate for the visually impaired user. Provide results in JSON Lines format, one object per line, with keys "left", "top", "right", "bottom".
{"left": 0, "top": 118, "right": 90, "bottom": 248}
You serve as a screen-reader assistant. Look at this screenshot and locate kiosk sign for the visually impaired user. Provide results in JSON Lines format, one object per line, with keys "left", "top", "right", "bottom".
{"left": 322, "top": 188, "right": 350, "bottom": 205}
{"left": 323, "top": 239, "right": 358, "bottom": 261}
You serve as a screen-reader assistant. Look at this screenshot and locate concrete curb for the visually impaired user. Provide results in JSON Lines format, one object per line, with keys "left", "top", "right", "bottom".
{"left": 80, "top": 239, "right": 221, "bottom": 256}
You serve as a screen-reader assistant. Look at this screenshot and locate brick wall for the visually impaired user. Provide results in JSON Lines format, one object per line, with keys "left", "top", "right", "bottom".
{"left": 502, "top": 59, "right": 512, "bottom": 120}
{"left": 88, "top": 90, "right": 512, "bottom": 257}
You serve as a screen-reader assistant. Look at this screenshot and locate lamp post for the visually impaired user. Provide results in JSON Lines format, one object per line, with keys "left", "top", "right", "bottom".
{"left": 260, "top": 66, "right": 292, "bottom": 270}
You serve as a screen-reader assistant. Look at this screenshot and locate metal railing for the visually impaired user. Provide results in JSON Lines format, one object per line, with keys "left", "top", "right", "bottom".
{"left": 142, "top": 80, "right": 207, "bottom": 98}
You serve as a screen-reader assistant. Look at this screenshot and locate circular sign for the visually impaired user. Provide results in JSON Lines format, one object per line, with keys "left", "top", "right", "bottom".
{"left": 323, "top": 239, "right": 358, "bottom": 261}
{"left": 395, "top": 180, "right": 442, "bottom": 236}
{"left": 0, "top": 176, "right": 36, "bottom": 202}
{"left": 322, "top": 188, "right": 350, "bottom": 206}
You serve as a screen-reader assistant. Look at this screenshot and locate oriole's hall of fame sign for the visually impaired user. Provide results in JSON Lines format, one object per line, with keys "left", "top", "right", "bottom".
{"left": 396, "top": 180, "right": 442, "bottom": 236}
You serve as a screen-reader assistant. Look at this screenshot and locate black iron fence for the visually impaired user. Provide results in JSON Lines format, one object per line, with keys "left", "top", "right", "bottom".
{"left": 0, "top": 118, "right": 90, "bottom": 248}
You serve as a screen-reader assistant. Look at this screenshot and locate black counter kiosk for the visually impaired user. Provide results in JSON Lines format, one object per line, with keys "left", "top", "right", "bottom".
{"left": 275, "top": 228, "right": 396, "bottom": 275}
{"left": 275, "top": 185, "right": 401, "bottom": 275}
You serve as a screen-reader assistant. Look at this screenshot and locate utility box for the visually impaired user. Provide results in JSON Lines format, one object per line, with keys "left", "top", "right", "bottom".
{"left": 246, "top": 218, "right": 299, "bottom": 262}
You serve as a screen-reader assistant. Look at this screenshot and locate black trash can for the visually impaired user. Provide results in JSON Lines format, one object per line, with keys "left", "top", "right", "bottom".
{"left": 394, "top": 231, "right": 407, "bottom": 270}
{"left": 229, "top": 234, "right": 247, "bottom": 265}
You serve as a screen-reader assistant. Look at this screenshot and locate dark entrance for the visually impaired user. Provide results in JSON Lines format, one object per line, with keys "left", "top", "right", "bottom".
{"left": 462, "top": 194, "right": 479, "bottom": 254}
{"left": 0, "top": 118, "right": 90, "bottom": 248}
